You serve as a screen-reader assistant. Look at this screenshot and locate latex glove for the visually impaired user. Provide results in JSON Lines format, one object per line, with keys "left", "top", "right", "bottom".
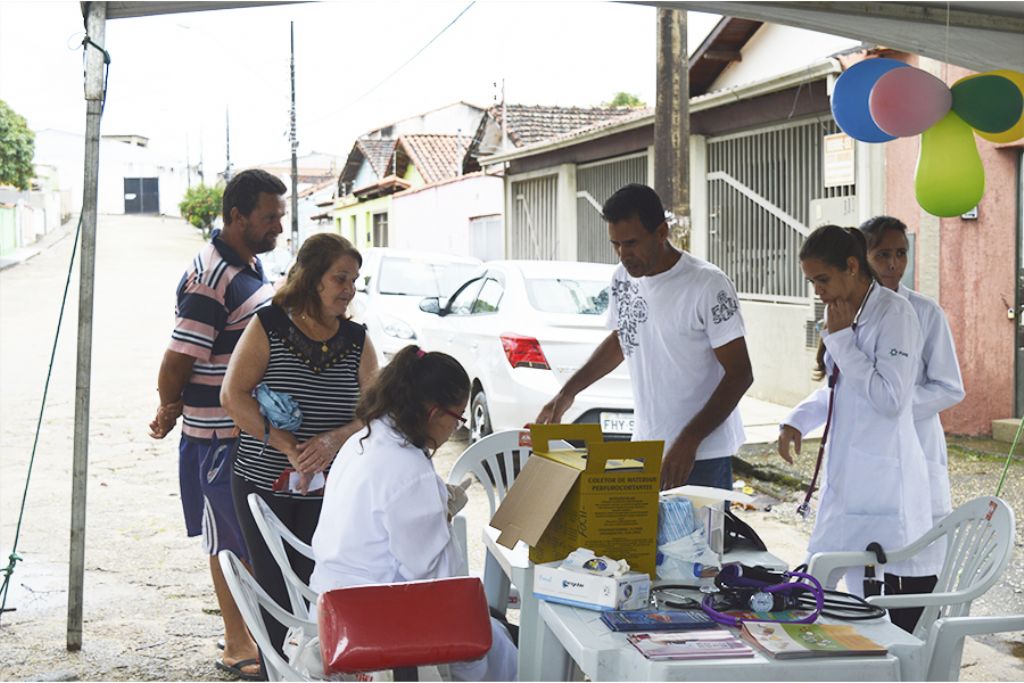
{"left": 446, "top": 478, "right": 472, "bottom": 518}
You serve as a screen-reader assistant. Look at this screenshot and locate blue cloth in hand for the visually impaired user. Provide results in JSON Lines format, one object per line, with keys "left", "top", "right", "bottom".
{"left": 255, "top": 383, "right": 302, "bottom": 431}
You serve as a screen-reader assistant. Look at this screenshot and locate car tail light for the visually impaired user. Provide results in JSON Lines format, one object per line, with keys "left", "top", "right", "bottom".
{"left": 500, "top": 334, "right": 550, "bottom": 370}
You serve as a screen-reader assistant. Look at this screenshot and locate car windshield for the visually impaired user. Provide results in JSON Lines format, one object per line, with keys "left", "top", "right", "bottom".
{"left": 378, "top": 258, "right": 480, "bottom": 297}
{"left": 524, "top": 278, "right": 610, "bottom": 315}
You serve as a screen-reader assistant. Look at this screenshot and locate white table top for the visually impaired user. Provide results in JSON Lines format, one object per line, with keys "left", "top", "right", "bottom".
{"left": 538, "top": 600, "right": 927, "bottom": 681}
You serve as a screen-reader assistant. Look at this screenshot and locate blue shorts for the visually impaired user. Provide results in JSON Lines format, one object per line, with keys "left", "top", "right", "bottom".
{"left": 687, "top": 456, "right": 734, "bottom": 490}
{"left": 179, "top": 435, "right": 249, "bottom": 560}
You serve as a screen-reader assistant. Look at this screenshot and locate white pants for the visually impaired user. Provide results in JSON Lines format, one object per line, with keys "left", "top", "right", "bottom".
{"left": 450, "top": 617, "right": 518, "bottom": 682}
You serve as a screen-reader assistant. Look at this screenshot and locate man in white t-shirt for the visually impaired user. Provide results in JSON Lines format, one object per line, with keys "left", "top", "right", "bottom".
{"left": 536, "top": 184, "right": 753, "bottom": 490}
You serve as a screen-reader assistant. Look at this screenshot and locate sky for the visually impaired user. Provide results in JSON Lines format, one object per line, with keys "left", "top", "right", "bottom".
{"left": 0, "top": 1, "right": 720, "bottom": 173}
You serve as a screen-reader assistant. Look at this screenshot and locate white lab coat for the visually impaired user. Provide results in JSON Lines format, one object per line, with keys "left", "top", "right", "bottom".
{"left": 783, "top": 285, "right": 934, "bottom": 586}
{"left": 309, "top": 418, "right": 516, "bottom": 682}
{"left": 900, "top": 284, "right": 965, "bottom": 575}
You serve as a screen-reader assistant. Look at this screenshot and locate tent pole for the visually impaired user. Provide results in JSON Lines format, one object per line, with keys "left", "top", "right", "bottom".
{"left": 67, "top": 0, "right": 106, "bottom": 652}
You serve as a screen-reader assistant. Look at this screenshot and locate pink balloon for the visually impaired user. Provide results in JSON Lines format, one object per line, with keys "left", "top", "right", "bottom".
{"left": 869, "top": 67, "right": 952, "bottom": 137}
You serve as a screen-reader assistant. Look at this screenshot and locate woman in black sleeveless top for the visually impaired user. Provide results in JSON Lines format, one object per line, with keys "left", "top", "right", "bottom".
{"left": 222, "top": 233, "right": 377, "bottom": 660}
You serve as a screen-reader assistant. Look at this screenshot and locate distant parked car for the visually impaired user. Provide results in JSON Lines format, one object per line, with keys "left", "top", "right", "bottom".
{"left": 417, "top": 260, "right": 634, "bottom": 442}
{"left": 349, "top": 248, "right": 482, "bottom": 366}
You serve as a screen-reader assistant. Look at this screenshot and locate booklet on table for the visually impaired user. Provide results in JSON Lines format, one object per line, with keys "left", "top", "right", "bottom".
{"left": 741, "top": 622, "right": 888, "bottom": 659}
{"left": 627, "top": 630, "right": 756, "bottom": 660}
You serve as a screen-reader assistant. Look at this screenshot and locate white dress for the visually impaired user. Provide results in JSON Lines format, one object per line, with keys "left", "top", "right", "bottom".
{"left": 782, "top": 285, "right": 934, "bottom": 591}
{"left": 310, "top": 418, "right": 517, "bottom": 682}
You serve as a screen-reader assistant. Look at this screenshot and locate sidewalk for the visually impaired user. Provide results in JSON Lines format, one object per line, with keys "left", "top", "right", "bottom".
{"left": 739, "top": 393, "right": 823, "bottom": 445}
{"left": 0, "top": 215, "right": 77, "bottom": 271}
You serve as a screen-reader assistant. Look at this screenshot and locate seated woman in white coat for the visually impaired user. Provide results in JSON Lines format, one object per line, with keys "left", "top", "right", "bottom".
{"left": 309, "top": 345, "right": 517, "bottom": 682}
{"left": 777, "top": 225, "right": 933, "bottom": 628}
{"left": 860, "top": 215, "right": 965, "bottom": 629}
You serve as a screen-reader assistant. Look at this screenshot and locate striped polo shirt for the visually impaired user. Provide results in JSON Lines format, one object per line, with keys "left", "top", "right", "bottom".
{"left": 168, "top": 230, "right": 274, "bottom": 442}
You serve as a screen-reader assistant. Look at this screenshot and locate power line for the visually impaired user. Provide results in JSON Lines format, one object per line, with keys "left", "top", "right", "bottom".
{"left": 306, "top": 1, "right": 476, "bottom": 128}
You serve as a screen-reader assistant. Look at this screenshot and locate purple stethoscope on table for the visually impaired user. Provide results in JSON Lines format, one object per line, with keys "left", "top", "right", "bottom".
{"left": 700, "top": 563, "right": 825, "bottom": 627}
{"left": 694, "top": 562, "right": 887, "bottom": 625}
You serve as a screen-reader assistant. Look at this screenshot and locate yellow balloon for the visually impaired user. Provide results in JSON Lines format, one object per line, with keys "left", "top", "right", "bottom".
{"left": 915, "top": 111, "right": 985, "bottom": 217}
{"left": 968, "top": 70, "right": 1024, "bottom": 143}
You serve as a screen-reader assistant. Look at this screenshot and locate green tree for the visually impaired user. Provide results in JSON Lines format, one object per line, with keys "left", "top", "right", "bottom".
{"left": 0, "top": 100, "right": 36, "bottom": 190}
{"left": 605, "top": 92, "right": 646, "bottom": 108}
{"left": 178, "top": 184, "right": 223, "bottom": 238}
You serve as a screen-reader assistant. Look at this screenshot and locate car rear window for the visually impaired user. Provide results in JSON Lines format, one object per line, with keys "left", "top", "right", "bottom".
{"left": 378, "top": 258, "right": 480, "bottom": 296}
{"left": 524, "top": 278, "right": 610, "bottom": 315}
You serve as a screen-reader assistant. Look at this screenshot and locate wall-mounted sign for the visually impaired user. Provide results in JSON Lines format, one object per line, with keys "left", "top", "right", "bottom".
{"left": 823, "top": 132, "right": 856, "bottom": 188}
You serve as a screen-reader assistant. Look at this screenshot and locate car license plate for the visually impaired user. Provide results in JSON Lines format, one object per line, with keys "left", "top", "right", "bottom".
{"left": 599, "top": 411, "right": 635, "bottom": 434}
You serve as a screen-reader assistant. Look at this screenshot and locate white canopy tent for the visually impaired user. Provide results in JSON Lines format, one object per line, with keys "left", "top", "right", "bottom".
{"left": 64, "top": 0, "right": 1023, "bottom": 648}
{"left": 660, "top": 1, "right": 1024, "bottom": 73}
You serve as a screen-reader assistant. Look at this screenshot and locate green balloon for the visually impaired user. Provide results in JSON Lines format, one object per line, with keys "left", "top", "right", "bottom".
{"left": 915, "top": 111, "right": 985, "bottom": 217}
{"left": 951, "top": 74, "right": 1024, "bottom": 133}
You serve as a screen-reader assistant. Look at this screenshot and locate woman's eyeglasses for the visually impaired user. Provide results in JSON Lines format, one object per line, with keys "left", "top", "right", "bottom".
{"left": 441, "top": 408, "right": 468, "bottom": 427}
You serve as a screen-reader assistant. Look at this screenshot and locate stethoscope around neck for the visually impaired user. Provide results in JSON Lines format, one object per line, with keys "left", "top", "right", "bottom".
{"left": 797, "top": 279, "right": 876, "bottom": 517}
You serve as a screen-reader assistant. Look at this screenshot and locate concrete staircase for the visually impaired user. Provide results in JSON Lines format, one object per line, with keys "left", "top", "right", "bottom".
{"left": 991, "top": 418, "right": 1023, "bottom": 443}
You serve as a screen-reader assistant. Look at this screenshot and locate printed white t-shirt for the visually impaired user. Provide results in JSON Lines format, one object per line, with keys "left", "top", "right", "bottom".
{"left": 606, "top": 251, "right": 746, "bottom": 461}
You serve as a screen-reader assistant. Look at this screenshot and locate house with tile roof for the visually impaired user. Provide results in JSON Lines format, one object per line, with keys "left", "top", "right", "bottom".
{"left": 332, "top": 132, "right": 478, "bottom": 251}
{"left": 330, "top": 102, "right": 641, "bottom": 257}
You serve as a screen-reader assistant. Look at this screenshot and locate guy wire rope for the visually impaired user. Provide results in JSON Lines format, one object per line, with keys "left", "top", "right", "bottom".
{"left": 0, "top": 213, "right": 83, "bottom": 622}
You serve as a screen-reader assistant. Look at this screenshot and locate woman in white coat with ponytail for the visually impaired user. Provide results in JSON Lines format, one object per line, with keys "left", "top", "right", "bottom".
{"left": 778, "top": 225, "right": 933, "bottom": 632}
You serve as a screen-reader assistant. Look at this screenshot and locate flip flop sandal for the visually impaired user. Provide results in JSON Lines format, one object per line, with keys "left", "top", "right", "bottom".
{"left": 216, "top": 657, "right": 261, "bottom": 681}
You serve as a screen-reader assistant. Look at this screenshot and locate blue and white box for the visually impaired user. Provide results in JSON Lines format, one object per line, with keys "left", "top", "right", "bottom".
{"left": 533, "top": 562, "right": 651, "bottom": 611}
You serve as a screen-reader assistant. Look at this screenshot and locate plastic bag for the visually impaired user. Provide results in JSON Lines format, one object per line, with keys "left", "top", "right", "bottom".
{"left": 656, "top": 497, "right": 718, "bottom": 580}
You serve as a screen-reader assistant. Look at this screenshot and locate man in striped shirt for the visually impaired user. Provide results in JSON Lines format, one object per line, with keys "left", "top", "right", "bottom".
{"left": 149, "top": 168, "right": 285, "bottom": 680}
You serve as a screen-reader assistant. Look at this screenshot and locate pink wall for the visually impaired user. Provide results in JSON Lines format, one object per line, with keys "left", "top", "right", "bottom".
{"left": 882, "top": 58, "right": 1020, "bottom": 435}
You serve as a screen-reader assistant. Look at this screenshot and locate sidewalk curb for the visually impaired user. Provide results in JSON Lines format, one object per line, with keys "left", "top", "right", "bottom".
{"left": 0, "top": 216, "right": 78, "bottom": 272}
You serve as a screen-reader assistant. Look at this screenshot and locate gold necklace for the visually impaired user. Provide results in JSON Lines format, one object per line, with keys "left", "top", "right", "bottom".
{"left": 300, "top": 313, "right": 331, "bottom": 353}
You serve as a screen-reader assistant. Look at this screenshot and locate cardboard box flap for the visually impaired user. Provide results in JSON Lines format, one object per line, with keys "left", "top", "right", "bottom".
{"left": 586, "top": 440, "right": 663, "bottom": 474}
{"left": 529, "top": 423, "right": 604, "bottom": 453}
{"left": 490, "top": 456, "right": 580, "bottom": 550}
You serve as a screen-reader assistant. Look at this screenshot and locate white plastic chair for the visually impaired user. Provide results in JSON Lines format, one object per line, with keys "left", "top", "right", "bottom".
{"left": 807, "top": 496, "right": 1016, "bottom": 640}
{"left": 247, "top": 494, "right": 449, "bottom": 682}
{"left": 218, "top": 549, "right": 322, "bottom": 682}
{"left": 447, "top": 429, "right": 572, "bottom": 611}
{"left": 247, "top": 493, "right": 318, "bottom": 617}
{"left": 925, "top": 615, "right": 1024, "bottom": 681}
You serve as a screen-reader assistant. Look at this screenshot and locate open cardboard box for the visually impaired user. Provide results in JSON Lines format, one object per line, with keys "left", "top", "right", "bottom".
{"left": 490, "top": 423, "right": 663, "bottom": 576}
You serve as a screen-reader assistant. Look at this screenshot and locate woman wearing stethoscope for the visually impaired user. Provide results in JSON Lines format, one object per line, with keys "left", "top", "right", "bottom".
{"left": 777, "top": 225, "right": 933, "bottom": 611}
{"left": 860, "top": 216, "right": 965, "bottom": 626}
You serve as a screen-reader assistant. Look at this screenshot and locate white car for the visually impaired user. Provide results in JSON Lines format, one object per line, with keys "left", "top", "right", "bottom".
{"left": 417, "top": 260, "right": 634, "bottom": 442}
{"left": 349, "top": 248, "right": 482, "bottom": 366}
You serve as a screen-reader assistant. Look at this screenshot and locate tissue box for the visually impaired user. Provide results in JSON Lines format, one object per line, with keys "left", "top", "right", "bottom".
{"left": 533, "top": 561, "right": 651, "bottom": 611}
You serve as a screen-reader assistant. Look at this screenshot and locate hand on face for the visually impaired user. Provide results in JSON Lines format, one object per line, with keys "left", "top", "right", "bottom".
{"left": 825, "top": 297, "right": 856, "bottom": 333}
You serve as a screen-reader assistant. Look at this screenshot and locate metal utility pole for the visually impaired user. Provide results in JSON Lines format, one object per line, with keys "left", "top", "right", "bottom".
{"left": 185, "top": 133, "right": 192, "bottom": 188}
{"left": 654, "top": 8, "right": 691, "bottom": 250}
{"left": 289, "top": 21, "right": 299, "bottom": 254}
{"left": 69, "top": 0, "right": 106, "bottom": 651}
{"left": 225, "top": 108, "right": 233, "bottom": 181}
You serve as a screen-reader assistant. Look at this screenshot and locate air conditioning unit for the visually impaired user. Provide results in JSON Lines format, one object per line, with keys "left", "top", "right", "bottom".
{"left": 804, "top": 196, "right": 857, "bottom": 348}
{"left": 809, "top": 196, "right": 858, "bottom": 229}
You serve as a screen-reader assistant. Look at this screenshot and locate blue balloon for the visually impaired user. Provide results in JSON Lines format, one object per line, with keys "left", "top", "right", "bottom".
{"left": 831, "top": 58, "right": 908, "bottom": 143}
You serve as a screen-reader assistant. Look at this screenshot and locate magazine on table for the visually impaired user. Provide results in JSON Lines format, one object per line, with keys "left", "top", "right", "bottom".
{"left": 741, "top": 622, "right": 888, "bottom": 659}
{"left": 627, "top": 630, "right": 756, "bottom": 660}
{"left": 601, "top": 609, "right": 718, "bottom": 632}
